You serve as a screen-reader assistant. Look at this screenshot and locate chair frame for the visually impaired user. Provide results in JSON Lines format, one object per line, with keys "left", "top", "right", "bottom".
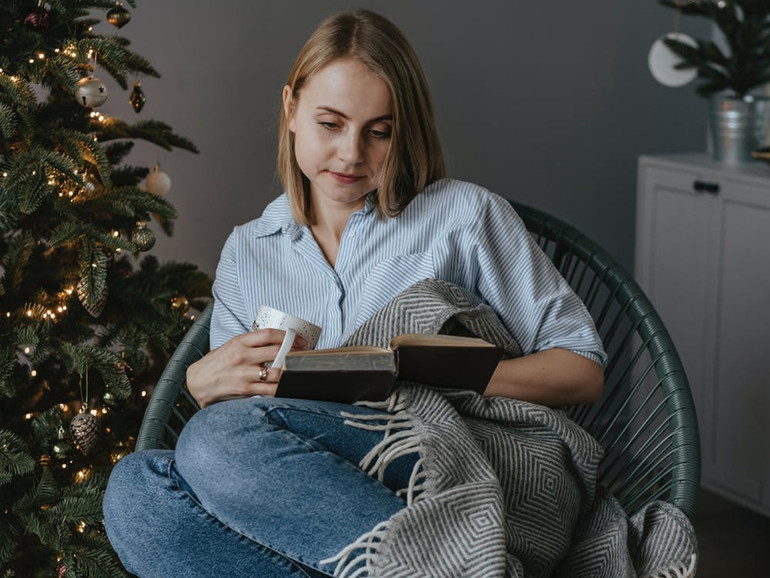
{"left": 135, "top": 200, "right": 700, "bottom": 520}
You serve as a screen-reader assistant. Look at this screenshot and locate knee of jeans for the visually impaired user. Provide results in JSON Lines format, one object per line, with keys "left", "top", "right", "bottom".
{"left": 175, "top": 398, "right": 270, "bottom": 474}
{"left": 103, "top": 451, "right": 170, "bottom": 547}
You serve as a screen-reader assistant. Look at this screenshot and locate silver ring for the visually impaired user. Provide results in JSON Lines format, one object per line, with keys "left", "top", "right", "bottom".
{"left": 258, "top": 366, "right": 269, "bottom": 382}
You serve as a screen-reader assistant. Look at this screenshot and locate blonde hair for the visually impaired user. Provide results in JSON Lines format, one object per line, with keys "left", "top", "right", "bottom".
{"left": 278, "top": 10, "right": 445, "bottom": 224}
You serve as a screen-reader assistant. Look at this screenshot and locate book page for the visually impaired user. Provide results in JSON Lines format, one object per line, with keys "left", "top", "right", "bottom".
{"left": 389, "top": 333, "right": 494, "bottom": 348}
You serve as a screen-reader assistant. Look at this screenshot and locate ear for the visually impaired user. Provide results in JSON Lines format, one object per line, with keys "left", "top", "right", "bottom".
{"left": 282, "top": 85, "right": 296, "bottom": 133}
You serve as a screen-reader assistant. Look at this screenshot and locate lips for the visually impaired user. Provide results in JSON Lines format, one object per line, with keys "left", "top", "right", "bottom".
{"left": 327, "top": 170, "right": 365, "bottom": 184}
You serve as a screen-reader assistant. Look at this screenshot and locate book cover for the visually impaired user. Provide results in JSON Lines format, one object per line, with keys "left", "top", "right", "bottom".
{"left": 275, "top": 334, "right": 504, "bottom": 403}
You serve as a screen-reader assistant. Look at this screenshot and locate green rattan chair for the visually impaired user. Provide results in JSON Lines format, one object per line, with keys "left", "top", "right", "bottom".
{"left": 135, "top": 201, "right": 700, "bottom": 521}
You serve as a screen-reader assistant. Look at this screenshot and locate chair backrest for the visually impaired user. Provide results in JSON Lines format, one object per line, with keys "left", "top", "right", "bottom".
{"left": 135, "top": 200, "right": 700, "bottom": 520}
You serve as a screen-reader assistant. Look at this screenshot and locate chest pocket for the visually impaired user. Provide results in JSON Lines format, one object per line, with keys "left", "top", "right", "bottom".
{"left": 355, "top": 251, "right": 435, "bottom": 326}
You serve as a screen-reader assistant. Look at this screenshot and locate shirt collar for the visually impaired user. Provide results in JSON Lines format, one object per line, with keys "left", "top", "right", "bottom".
{"left": 254, "top": 191, "right": 378, "bottom": 239}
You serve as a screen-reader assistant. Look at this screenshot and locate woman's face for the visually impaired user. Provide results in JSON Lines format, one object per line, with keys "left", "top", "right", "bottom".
{"left": 283, "top": 57, "right": 393, "bottom": 214}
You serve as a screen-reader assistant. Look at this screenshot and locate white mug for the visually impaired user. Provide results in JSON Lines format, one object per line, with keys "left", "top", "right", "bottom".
{"left": 252, "top": 306, "right": 321, "bottom": 369}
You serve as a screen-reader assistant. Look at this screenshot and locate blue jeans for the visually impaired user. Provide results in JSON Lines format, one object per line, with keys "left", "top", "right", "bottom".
{"left": 103, "top": 396, "right": 416, "bottom": 577}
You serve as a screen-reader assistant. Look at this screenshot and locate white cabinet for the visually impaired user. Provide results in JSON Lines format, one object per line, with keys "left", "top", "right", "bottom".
{"left": 635, "top": 153, "right": 770, "bottom": 517}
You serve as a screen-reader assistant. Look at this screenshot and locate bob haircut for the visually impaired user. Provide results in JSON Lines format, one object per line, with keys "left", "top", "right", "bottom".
{"left": 278, "top": 10, "right": 446, "bottom": 224}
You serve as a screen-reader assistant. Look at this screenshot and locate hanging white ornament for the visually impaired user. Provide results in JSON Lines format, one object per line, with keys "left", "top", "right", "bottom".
{"left": 75, "top": 77, "right": 109, "bottom": 108}
{"left": 648, "top": 32, "right": 698, "bottom": 87}
{"left": 144, "top": 163, "right": 171, "bottom": 196}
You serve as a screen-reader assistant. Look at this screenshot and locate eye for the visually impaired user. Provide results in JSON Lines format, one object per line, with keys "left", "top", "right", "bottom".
{"left": 370, "top": 128, "right": 391, "bottom": 139}
{"left": 318, "top": 121, "right": 339, "bottom": 130}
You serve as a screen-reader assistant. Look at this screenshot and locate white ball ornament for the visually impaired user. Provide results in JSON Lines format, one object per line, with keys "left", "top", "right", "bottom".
{"left": 648, "top": 33, "right": 698, "bottom": 88}
{"left": 75, "top": 77, "right": 109, "bottom": 108}
{"left": 145, "top": 164, "right": 171, "bottom": 196}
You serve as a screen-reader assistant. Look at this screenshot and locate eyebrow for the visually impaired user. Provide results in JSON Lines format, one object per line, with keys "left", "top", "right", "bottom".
{"left": 316, "top": 106, "right": 392, "bottom": 122}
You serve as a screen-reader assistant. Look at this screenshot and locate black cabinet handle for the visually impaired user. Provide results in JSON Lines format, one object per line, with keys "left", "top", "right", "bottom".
{"left": 693, "top": 180, "right": 720, "bottom": 194}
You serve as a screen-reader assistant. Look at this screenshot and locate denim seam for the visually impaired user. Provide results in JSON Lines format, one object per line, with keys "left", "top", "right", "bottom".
{"left": 175, "top": 472, "right": 320, "bottom": 578}
{"left": 166, "top": 454, "right": 322, "bottom": 578}
{"left": 216, "top": 414, "right": 399, "bottom": 570}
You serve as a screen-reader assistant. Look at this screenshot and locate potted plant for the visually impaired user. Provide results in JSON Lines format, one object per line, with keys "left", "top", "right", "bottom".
{"left": 659, "top": 0, "right": 770, "bottom": 163}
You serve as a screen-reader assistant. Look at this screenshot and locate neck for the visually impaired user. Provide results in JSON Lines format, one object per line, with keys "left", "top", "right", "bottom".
{"left": 308, "top": 197, "right": 364, "bottom": 240}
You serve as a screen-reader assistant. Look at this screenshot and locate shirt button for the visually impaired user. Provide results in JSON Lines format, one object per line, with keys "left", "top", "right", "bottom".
{"left": 348, "top": 231, "right": 357, "bottom": 238}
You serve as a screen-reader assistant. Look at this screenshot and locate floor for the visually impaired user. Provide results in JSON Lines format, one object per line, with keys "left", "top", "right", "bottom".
{"left": 694, "top": 487, "right": 770, "bottom": 576}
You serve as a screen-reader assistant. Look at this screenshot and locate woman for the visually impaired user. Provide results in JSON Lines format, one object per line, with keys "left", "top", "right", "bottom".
{"left": 104, "top": 10, "right": 605, "bottom": 578}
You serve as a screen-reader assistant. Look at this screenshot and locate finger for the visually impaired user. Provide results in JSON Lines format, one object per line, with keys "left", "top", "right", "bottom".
{"left": 214, "top": 382, "right": 279, "bottom": 403}
{"left": 256, "top": 365, "right": 282, "bottom": 384}
{"left": 224, "top": 343, "right": 282, "bottom": 370}
{"left": 294, "top": 334, "right": 308, "bottom": 348}
{"left": 240, "top": 328, "right": 289, "bottom": 347}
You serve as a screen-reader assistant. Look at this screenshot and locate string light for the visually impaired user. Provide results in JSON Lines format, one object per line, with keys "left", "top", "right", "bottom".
{"left": 24, "top": 413, "right": 33, "bottom": 420}
{"left": 30, "top": 370, "right": 37, "bottom": 377}
{"left": 24, "top": 347, "right": 30, "bottom": 354}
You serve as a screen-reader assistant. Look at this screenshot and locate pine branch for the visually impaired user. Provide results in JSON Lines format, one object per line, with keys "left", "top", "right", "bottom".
{"left": 0, "top": 430, "right": 36, "bottom": 486}
{"left": 48, "top": 220, "right": 138, "bottom": 253}
{"left": 102, "top": 142, "right": 134, "bottom": 167}
{"left": 98, "top": 119, "right": 199, "bottom": 153}
{"left": 0, "top": 103, "right": 17, "bottom": 140}
{"left": 84, "top": 38, "right": 160, "bottom": 90}
{"left": 0, "top": 516, "right": 19, "bottom": 568}
{"left": 4, "top": 231, "right": 35, "bottom": 292}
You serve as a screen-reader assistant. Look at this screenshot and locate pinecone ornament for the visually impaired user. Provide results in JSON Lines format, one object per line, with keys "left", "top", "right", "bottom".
{"left": 77, "top": 277, "right": 107, "bottom": 317}
{"left": 70, "top": 411, "right": 100, "bottom": 455}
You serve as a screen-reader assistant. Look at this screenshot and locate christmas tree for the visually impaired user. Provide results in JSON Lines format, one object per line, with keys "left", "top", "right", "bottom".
{"left": 0, "top": 1, "right": 211, "bottom": 576}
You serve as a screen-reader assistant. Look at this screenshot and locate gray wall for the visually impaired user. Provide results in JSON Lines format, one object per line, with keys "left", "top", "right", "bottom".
{"left": 95, "top": 1, "right": 711, "bottom": 276}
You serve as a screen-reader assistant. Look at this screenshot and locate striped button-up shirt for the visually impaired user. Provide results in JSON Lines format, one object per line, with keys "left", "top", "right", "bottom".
{"left": 211, "top": 179, "right": 606, "bottom": 367}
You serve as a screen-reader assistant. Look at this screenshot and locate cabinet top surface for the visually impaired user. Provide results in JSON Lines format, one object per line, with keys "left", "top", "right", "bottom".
{"left": 640, "top": 153, "right": 770, "bottom": 182}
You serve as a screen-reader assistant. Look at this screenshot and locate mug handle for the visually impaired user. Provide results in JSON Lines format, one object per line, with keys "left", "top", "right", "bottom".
{"left": 272, "top": 327, "right": 296, "bottom": 370}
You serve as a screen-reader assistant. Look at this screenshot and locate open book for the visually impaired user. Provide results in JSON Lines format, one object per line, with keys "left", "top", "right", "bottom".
{"left": 275, "top": 333, "right": 504, "bottom": 403}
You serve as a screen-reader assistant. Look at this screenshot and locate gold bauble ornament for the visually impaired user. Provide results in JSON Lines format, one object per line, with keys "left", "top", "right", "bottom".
{"left": 107, "top": 3, "right": 131, "bottom": 28}
{"left": 131, "top": 222, "right": 155, "bottom": 251}
{"left": 170, "top": 295, "right": 190, "bottom": 314}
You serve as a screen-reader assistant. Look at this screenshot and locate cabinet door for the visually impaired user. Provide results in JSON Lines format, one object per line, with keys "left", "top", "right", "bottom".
{"left": 705, "top": 180, "right": 770, "bottom": 506}
{"left": 635, "top": 164, "right": 713, "bottom": 442}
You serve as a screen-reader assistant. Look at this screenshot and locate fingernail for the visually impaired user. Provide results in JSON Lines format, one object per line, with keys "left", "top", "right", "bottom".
{"left": 296, "top": 336, "right": 307, "bottom": 346}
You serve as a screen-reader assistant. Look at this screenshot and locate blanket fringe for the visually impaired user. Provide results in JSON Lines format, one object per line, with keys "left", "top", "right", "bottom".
{"left": 319, "top": 520, "right": 391, "bottom": 578}
{"left": 341, "top": 405, "right": 427, "bottom": 505}
{"left": 643, "top": 553, "right": 697, "bottom": 578}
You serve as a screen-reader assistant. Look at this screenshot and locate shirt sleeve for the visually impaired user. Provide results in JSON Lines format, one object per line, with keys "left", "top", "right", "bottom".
{"left": 470, "top": 192, "right": 607, "bottom": 368}
{"left": 210, "top": 228, "right": 252, "bottom": 349}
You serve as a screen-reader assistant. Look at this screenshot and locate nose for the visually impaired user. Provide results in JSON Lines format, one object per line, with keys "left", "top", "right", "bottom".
{"left": 337, "top": 131, "right": 365, "bottom": 165}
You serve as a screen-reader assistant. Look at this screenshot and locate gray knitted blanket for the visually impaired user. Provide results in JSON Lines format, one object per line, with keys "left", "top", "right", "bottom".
{"left": 320, "top": 279, "right": 697, "bottom": 578}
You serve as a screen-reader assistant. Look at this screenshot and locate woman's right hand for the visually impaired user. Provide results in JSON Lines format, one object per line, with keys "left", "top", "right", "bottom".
{"left": 186, "top": 329, "right": 306, "bottom": 408}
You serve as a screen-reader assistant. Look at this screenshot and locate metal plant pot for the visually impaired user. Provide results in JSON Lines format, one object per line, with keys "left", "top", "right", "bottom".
{"left": 708, "top": 95, "right": 770, "bottom": 164}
